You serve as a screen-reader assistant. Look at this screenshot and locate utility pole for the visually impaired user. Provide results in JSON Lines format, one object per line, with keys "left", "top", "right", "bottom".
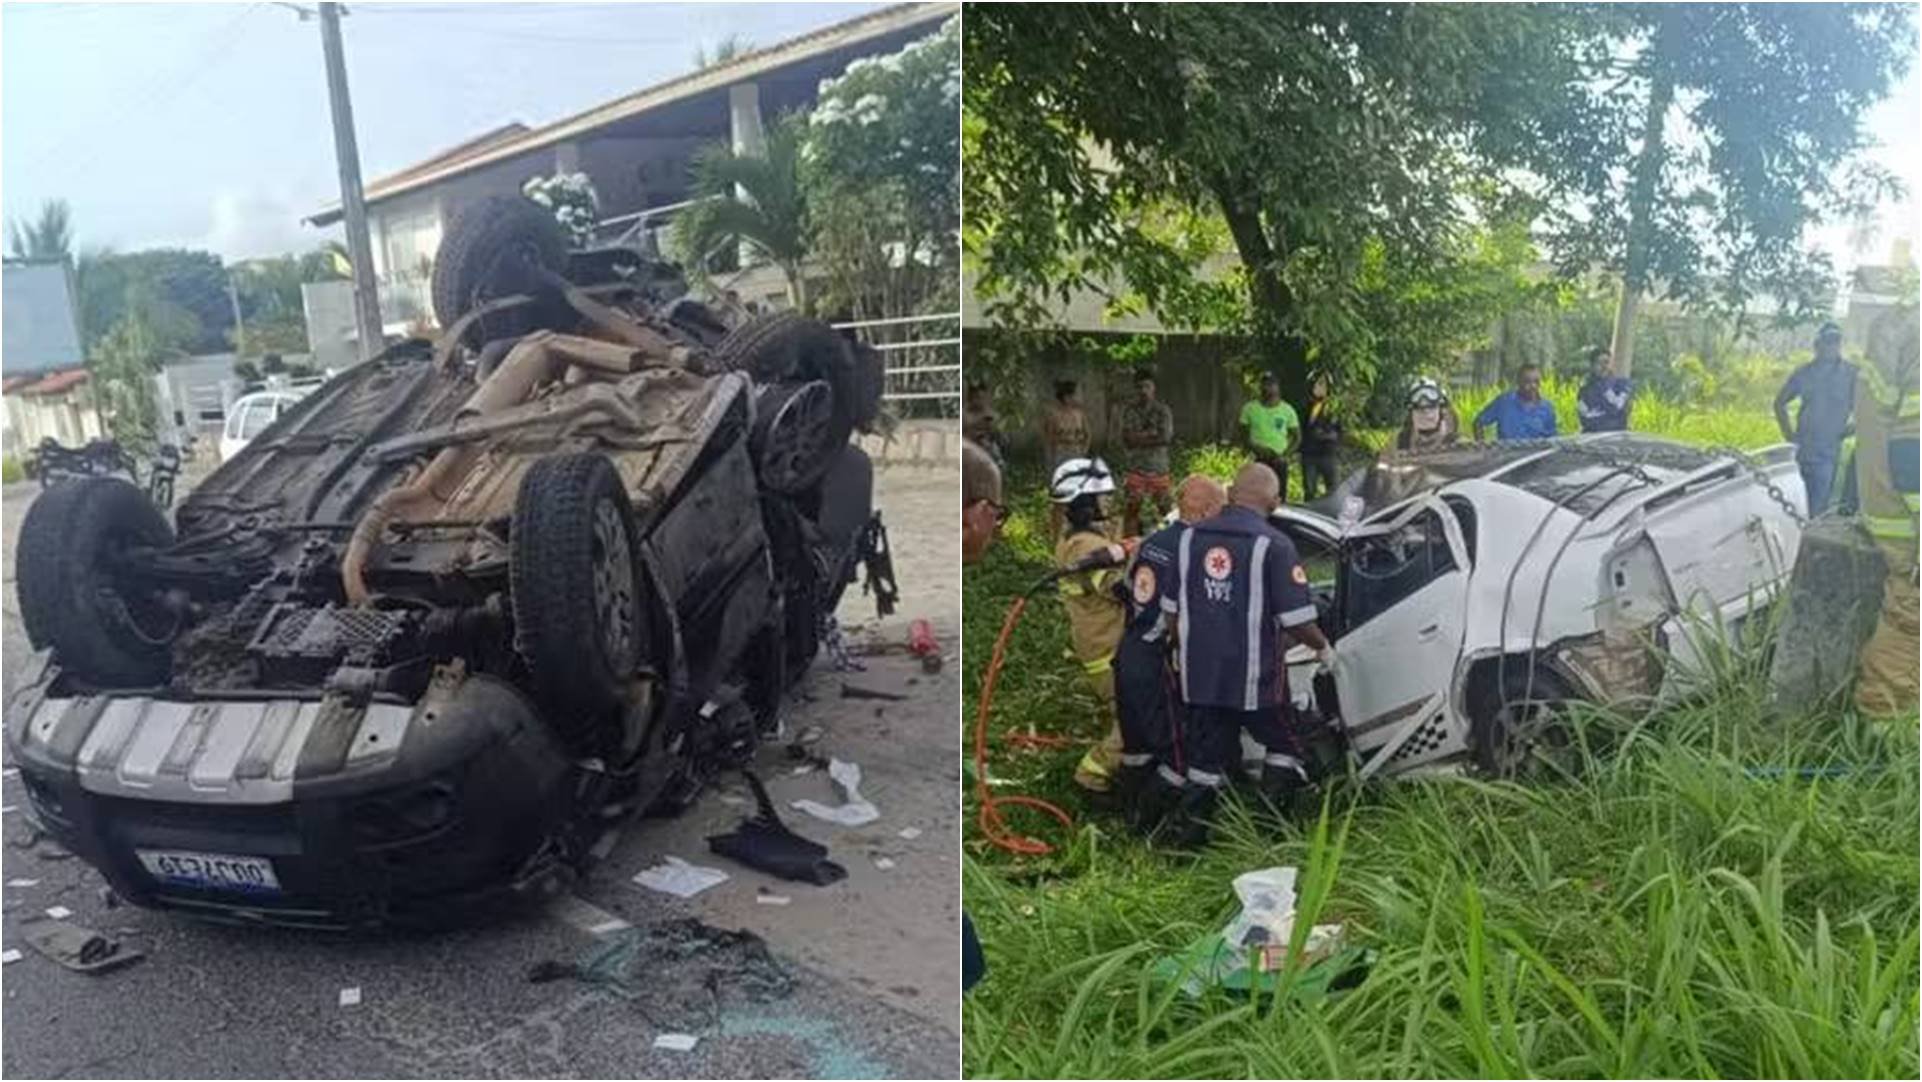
{"left": 226, "top": 272, "right": 247, "bottom": 355}
{"left": 316, "top": 2, "right": 383, "bottom": 361}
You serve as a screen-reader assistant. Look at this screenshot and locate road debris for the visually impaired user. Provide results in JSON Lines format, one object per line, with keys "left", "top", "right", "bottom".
{"left": 339, "top": 987, "right": 362, "bottom": 1007}
{"left": 873, "top": 857, "right": 897, "bottom": 871}
{"left": 908, "top": 618, "right": 943, "bottom": 673}
{"left": 7, "top": 878, "right": 41, "bottom": 888}
{"left": 633, "top": 856, "right": 730, "bottom": 899}
{"left": 897, "top": 827, "right": 922, "bottom": 840}
{"left": 533, "top": 918, "right": 796, "bottom": 1032}
{"left": 1, "top": 949, "right": 21, "bottom": 965}
{"left": 841, "top": 683, "right": 908, "bottom": 702}
{"left": 708, "top": 771, "right": 847, "bottom": 885}
{"left": 44, "top": 905, "right": 71, "bottom": 920}
{"left": 20, "top": 918, "right": 143, "bottom": 975}
{"left": 653, "top": 1033, "right": 701, "bottom": 1052}
{"left": 755, "top": 892, "right": 792, "bottom": 906}
{"left": 790, "top": 758, "right": 880, "bottom": 827}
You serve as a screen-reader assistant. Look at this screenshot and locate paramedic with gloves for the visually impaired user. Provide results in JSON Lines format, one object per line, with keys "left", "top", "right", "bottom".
{"left": 1162, "top": 462, "right": 1331, "bottom": 848}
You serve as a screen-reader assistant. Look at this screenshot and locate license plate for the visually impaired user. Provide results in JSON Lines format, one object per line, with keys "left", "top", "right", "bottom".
{"left": 136, "top": 849, "right": 281, "bottom": 894}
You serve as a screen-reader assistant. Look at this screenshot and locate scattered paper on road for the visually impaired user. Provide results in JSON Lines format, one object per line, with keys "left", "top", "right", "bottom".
{"left": 338, "top": 987, "right": 361, "bottom": 1007}
{"left": 653, "top": 1033, "right": 700, "bottom": 1052}
{"left": 791, "top": 758, "right": 880, "bottom": 827}
{"left": 633, "top": 856, "right": 729, "bottom": 899}
{"left": 7, "top": 878, "right": 40, "bottom": 888}
{"left": 1, "top": 949, "right": 20, "bottom": 965}
{"left": 874, "top": 857, "right": 896, "bottom": 871}
{"left": 755, "top": 893, "right": 792, "bottom": 907}
{"left": 896, "top": 827, "right": 922, "bottom": 840}
{"left": 43, "top": 906, "right": 71, "bottom": 920}
{"left": 718, "top": 792, "right": 749, "bottom": 806}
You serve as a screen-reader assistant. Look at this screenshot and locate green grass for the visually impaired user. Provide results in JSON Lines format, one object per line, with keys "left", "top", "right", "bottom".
{"left": 962, "top": 408, "right": 1918, "bottom": 1079}
{"left": 0, "top": 455, "right": 22, "bottom": 485}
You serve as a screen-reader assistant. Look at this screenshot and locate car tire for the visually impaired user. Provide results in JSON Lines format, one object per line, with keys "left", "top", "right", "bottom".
{"left": 716, "top": 312, "right": 868, "bottom": 488}
{"left": 17, "top": 477, "right": 178, "bottom": 687}
{"left": 510, "top": 453, "right": 644, "bottom": 744}
{"left": 431, "top": 195, "right": 569, "bottom": 336}
{"left": 1469, "top": 662, "right": 1585, "bottom": 780}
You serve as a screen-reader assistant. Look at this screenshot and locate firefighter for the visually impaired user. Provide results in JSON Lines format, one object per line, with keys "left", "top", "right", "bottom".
{"left": 1050, "top": 456, "right": 1129, "bottom": 792}
{"left": 1850, "top": 348, "right": 1919, "bottom": 715}
{"left": 1111, "top": 473, "right": 1228, "bottom": 834}
{"left": 1160, "top": 462, "right": 1333, "bottom": 847}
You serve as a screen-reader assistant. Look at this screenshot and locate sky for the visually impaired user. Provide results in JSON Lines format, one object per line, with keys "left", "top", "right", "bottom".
{"left": 0, "top": 1, "right": 888, "bottom": 262}
{"left": 0, "top": 2, "right": 1916, "bottom": 276}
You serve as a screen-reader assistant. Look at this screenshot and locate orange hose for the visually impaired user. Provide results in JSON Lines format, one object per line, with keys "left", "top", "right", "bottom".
{"left": 971, "top": 595, "right": 1076, "bottom": 856}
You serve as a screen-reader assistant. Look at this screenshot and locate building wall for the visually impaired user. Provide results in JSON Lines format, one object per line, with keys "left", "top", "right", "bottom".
{"left": 1, "top": 261, "right": 85, "bottom": 377}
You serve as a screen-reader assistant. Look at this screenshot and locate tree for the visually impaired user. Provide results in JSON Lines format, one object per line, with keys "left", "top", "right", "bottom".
{"left": 74, "top": 248, "right": 232, "bottom": 354}
{"left": 671, "top": 114, "right": 814, "bottom": 313}
{"left": 693, "top": 34, "right": 750, "bottom": 69}
{"left": 6, "top": 199, "right": 74, "bottom": 262}
{"left": 964, "top": 4, "right": 1574, "bottom": 400}
{"left": 804, "top": 14, "right": 961, "bottom": 318}
{"left": 88, "top": 315, "right": 165, "bottom": 453}
{"left": 522, "top": 172, "right": 600, "bottom": 249}
{"left": 1507, "top": 3, "right": 1915, "bottom": 375}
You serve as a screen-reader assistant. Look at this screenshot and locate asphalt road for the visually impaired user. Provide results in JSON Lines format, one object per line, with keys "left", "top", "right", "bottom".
{"left": 0, "top": 463, "right": 961, "bottom": 1080}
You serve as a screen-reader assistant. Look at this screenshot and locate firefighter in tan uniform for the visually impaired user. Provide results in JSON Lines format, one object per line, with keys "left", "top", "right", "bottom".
{"left": 1850, "top": 352, "right": 1919, "bottom": 715}
{"left": 1050, "top": 457, "right": 1130, "bottom": 792}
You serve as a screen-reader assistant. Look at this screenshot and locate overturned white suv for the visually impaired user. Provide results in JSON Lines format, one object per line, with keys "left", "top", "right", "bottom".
{"left": 1270, "top": 434, "right": 1806, "bottom": 780}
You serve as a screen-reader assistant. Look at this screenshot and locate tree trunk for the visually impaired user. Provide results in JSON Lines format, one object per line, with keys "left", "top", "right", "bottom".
{"left": 1610, "top": 37, "right": 1677, "bottom": 379}
{"left": 1208, "top": 173, "right": 1309, "bottom": 403}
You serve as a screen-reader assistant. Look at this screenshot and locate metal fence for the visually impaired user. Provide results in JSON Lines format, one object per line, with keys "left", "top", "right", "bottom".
{"left": 832, "top": 312, "right": 960, "bottom": 419}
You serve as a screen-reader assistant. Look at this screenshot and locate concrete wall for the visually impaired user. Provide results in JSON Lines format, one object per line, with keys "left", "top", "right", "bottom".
{"left": 1, "top": 261, "right": 84, "bottom": 376}
{"left": 975, "top": 331, "right": 1255, "bottom": 457}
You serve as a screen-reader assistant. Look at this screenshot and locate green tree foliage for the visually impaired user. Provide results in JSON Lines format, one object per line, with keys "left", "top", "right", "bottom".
{"left": 693, "top": 34, "right": 750, "bottom": 70}
{"left": 964, "top": 3, "right": 1572, "bottom": 399}
{"left": 74, "top": 248, "right": 231, "bottom": 354}
{"left": 228, "top": 250, "right": 346, "bottom": 355}
{"left": 672, "top": 114, "right": 815, "bottom": 313}
{"left": 88, "top": 315, "right": 165, "bottom": 453}
{"left": 6, "top": 199, "right": 74, "bottom": 261}
{"left": 1499, "top": 3, "right": 1915, "bottom": 374}
{"left": 804, "top": 14, "right": 961, "bottom": 318}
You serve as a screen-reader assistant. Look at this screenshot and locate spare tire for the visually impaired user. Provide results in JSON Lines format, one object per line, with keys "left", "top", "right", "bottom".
{"left": 17, "top": 477, "right": 178, "bottom": 687}
{"left": 717, "top": 312, "right": 871, "bottom": 488}
{"left": 431, "top": 195, "right": 570, "bottom": 335}
{"left": 509, "top": 453, "right": 645, "bottom": 744}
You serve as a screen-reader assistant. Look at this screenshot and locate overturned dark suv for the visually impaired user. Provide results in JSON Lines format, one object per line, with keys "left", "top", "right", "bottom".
{"left": 6, "top": 197, "right": 894, "bottom": 928}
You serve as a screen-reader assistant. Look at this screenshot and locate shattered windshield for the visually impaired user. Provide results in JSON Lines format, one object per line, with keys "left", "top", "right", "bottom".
{"left": 1496, "top": 443, "right": 1719, "bottom": 515}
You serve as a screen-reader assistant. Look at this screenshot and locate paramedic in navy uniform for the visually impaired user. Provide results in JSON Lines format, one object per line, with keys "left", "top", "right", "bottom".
{"left": 1160, "top": 461, "right": 1333, "bottom": 847}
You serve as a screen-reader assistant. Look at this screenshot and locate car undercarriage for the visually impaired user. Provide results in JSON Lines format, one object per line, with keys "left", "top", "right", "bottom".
{"left": 6, "top": 196, "right": 896, "bottom": 927}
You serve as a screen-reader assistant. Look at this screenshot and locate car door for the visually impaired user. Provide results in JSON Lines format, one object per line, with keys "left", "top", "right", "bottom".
{"left": 1328, "top": 496, "right": 1471, "bottom": 774}
{"left": 1269, "top": 508, "right": 1342, "bottom": 709}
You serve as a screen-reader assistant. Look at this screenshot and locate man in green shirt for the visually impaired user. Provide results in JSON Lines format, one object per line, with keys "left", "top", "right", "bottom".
{"left": 1239, "top": 372, "right": 1300, "bottom": 501}
{"left": 1117, "top": 368, "right": 1175, "bottom": 536}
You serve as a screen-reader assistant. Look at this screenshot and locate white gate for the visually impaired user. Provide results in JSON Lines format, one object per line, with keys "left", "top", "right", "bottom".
{"left": 832, "top": 312, "right": 960, "bottom": 419}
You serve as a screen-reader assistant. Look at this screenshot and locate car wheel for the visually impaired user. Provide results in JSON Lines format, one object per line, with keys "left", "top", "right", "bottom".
{"left": 431, "top": 195, "right": 569, "bottom": 339}
{"left": 16, "top": 477, "right": 178, "bottom": 686}
{"left": 716, "top": 313, "right": 865, "bottom": 486}
{"left": 510, "top": 453, "right": 644, "bottom": 744}
{"left": 1470, "top": 663, "right": 1585, "bottom": 781}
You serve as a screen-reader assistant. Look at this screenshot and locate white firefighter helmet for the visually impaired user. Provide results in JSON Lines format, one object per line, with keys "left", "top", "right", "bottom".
{"left": 1407, "top": 376, "right": 1447, "bottom": 408}
{"left": 1049, "top": 456, "right": 1117, "bottom": 503}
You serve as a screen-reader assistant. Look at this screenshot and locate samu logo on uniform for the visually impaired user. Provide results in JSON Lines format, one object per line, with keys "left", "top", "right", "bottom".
{"left": 1203, "top": 545, "right": 1234, "bottom": 603}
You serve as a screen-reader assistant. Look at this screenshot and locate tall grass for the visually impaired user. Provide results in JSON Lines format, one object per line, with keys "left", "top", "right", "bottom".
{"left": 963, "top": 399, "right": 1916, "bottom": 1079}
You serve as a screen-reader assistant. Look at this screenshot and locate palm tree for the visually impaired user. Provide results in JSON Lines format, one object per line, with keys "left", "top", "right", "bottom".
{"left": 7, "top": 199, "right": 74, "bottom": 261}
{"left": 671, "top": 116, "right": 811, "bottom": 313}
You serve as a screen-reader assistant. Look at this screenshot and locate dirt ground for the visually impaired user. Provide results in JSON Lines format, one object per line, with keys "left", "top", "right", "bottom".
{"left": 0, "top": 460, "right": 961, "bottom": 1079}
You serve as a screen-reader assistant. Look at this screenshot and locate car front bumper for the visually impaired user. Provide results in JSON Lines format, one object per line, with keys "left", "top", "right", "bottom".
{"left": 5, "top": 660, "right": 580, "bottom": 929}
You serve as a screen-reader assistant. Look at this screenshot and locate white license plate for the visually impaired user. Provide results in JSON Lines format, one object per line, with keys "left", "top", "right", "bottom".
{"left": 136, "top": 849, "right": 281, "bottom": 894}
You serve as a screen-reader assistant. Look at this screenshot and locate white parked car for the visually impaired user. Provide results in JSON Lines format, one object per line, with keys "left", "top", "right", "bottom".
{"left": 1269, "top": 434, "right": 1806, "bottom": 780}
{"left": 218, "top": 389, "right": 307, "bottom": 463}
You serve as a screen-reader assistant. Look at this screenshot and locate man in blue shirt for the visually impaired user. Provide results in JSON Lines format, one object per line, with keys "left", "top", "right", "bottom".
{"left": 1161, "top": 463, "right": 1332, "bottom": 847}
{"left": 1111, "top": 474, "right": 1225, "bottom": 835}
{"left": 1576, "top": 347, "right": 1633, "bottom": 433}
{"left": 1774, "top": 322, "right": 1858, "bottom": 515}
{"left": 1474, "top": 364, "right": 1559, "bottom": 441}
